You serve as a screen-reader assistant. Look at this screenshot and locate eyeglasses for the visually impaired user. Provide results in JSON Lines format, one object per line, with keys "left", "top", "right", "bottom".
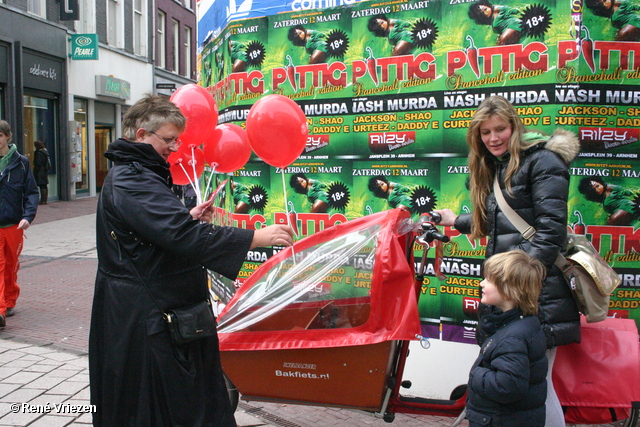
{"left": 147, "top": 130, "right": 182, "bottom": 148}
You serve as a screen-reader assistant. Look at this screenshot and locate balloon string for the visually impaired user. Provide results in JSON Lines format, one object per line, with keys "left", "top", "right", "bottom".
{"left": 177, "top": 161, "right": 199, "bottom": 206}
{"left": 281, "top": 169, "right": 297, "bottom": 239}
{"left": 281, "top": 169, "right": 297, "bottom": 265}
{"left": 204, "top": 163, "right": 218, "bottom": 200}
{"left": 190, "top": 146, "right": 202, "bottom": 205}
{"left": 202, "top": 165, "right": 220, "bottom": 225}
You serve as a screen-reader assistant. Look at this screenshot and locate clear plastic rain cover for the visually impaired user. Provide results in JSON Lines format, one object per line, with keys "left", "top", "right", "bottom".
{"left": 217, "top": 209, "right": 421, "bottom": 351}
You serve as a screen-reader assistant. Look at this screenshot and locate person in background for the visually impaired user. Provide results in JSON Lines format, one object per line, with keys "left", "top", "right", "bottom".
{"left": 433, "top": 95, "right": 580, "bottom": 427}
{"left": 466, "top": 250, "right": 548, "bottom": 427}
{"left": 89, "top": 94, "right": 294, "bottom": 426}
{"left": 33, "top": 140, "right": 51, "bottom": 205}
{"left": 0, "top": 120, "right": 39, "bottom": 327}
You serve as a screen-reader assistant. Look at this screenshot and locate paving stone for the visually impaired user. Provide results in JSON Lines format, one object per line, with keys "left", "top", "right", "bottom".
{"left": 0, "top": 350, "right": 26, "bottom": 364}
{"left": 47, "top": 381, "right": 88, "bottom": 396}
{"left": 19, "top": 354, "right": 46, "bottom": 361}
{"left": 27, "top": 414, "right": 74, "bottom": 426}
{"left": 0, "top": 410, "right": 42, "bottom": 426}
{"left": 21, "top": 346, "right": 59, "bottom": 356}
{"left": 70, "top": 387, "right": 90, "bottom": 400}
{"left": 42, "top": 352, "right": 82, "bottom": 363}
{"left": 71, "top": 411, "right": 93, "bottom": 424}
{"left": 24, "top": 373, "right": 67, "bottom": 390}
{"left": 48, "top": 367, "right": 84, "bottom": 378}
{"left": 0, "top": 341, "right": 31, "bottom": 351}
{"left": 2, "top": 387, "right": 45, "bottom": 403}
{"left": 0, "top": 383, "right": 21, "bottom": 399}
{"left": 67, "top": 371, "right": 89, "bottom": 383}
{"left": 24, "top": 363, "right": 59, "bottom": 374}
{"left": 3, "top": 358, "right": 39, "bottom": 369}
{"left": 2, "top": 371, "right": 44, "bottom": 385}
{"left": 0, "top": 367, "right": 18, "bottom": 380}
{"left": 28, "top": 394, "right": 68, "bottom": 406}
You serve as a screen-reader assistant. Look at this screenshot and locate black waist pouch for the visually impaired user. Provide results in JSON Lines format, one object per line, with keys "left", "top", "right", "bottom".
{"left": 164, "top": 300, "right": 217, "bottom": 345}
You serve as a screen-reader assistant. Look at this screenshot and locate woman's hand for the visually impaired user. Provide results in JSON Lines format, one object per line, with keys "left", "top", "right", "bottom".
{"left": 190, "top": 198, "right": 214, "bottom": 222}
{"left": 432, "top": 209, "right": 458, "bottom": 227}
{"left": 250, "top": 225, "right": 295, "bottom": 249}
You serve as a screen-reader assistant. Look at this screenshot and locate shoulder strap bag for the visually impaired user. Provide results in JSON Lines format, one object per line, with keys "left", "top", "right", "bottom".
{"left": 492, "top": 175, "right": 620, "bottom": 323}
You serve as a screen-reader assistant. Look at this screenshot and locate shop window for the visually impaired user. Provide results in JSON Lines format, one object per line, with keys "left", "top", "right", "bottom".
{"left": 133, "top": 0, "right": 147, "bottom": 56}
{"left": 77, "top": 0, "right": 96, "bottom": 33}
{"left": 27, "top": 0, "right": 46, "bottom": 18}
{"left": 73, "top": 99, "right": 89, "bottom": 192}
{"left": 184, "top": 26, "right": 192, "bottom": 78}
{"left": 108, "top": 0, "right": 123, "bottom": 48}
{"left": 24, "top": 94, "right": 58, "bottom": 200}
{"left": 158, "top": 11, "right": 166, "bottom": 68}
{"left": 172, "top": 19, "right": 180, "bottom": 73}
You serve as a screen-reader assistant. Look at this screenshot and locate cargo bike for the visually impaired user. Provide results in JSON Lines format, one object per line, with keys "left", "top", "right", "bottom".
{"left": 215, "top": 208, "right": 640, "bottom": 425}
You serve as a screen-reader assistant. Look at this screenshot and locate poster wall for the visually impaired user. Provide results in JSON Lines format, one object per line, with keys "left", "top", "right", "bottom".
{"left": 199, "top": 0, "right": 640, "bottom": 338}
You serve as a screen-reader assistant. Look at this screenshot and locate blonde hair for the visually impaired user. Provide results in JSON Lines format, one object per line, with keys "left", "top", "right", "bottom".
{"left": 467, "top": 96, "right": 527, "bottom": 239}
{"left": 483, "top": 250, "right": 545, "bottom": 316}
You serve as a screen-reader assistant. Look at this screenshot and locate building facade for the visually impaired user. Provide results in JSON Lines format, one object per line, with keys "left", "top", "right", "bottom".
{"left": 155, "top": 0, "right": 197, "bottom": 97}
{"left": 0, "top": 0, "right": 196, "bottom": 201}
{"left": 0, "top": 1, "right": 69, "bottom": 200}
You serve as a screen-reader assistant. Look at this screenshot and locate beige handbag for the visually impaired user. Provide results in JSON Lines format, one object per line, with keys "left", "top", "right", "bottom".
{"left": 493, "top": 176, "right": 621, "bottom": 323}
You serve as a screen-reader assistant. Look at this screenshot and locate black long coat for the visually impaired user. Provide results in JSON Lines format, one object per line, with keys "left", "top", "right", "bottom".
{"left": 33, "top": 148, "right": 49, "bottom": 186}
{"left": 455, "top": 133, "right": 581, "bottom": 348}
{"left": 89, "top": 139, "right": 253, "bottom": 426}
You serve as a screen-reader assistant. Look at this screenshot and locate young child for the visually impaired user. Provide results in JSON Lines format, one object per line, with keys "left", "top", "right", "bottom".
{"left": 466, "top": 250, "right": 549, "bottom": 427}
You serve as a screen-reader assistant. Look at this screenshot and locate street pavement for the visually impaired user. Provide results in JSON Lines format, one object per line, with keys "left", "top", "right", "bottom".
{"left": 0, "top": 197, "right": 619, "bottom": 426}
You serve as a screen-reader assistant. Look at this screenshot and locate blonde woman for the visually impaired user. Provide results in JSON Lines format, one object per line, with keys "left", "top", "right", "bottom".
{"left": 434, "top": 95, "right": 580, "bottom": 427}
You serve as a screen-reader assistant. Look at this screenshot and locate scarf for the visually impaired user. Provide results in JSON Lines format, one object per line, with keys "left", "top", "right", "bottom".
{"left": 0, "top": 144, "right": 17, "bottom": 173}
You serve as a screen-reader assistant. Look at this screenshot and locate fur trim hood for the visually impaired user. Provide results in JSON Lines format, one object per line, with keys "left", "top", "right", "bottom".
{"left": 543, "top": 128, "right": 580, "bottom": 165}
{"left": 521, "top": 128, "right": 580, "bottom": 165}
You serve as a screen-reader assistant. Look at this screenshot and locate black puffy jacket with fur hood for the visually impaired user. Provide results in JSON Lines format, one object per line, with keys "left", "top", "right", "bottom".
{"left": 455, "top": 129, "right": 581, "bottom": 348}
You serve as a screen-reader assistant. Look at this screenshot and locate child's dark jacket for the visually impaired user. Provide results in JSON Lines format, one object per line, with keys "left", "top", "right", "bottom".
{"left": 466, "top": 308, "right": 548, "bottom": 427}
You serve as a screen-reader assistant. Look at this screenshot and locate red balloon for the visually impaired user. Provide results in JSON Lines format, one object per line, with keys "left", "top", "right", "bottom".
{"left": 245, "top": 95, "right": 308, "bottom": 168}
{"left": 170, "top": 84, "right": 218, "bottom": 147}
{"left": 203, "top": 124, "right": 252, "bottom": 173}
{"left": 168, "top": 146, "right": 205, "bottom": 185}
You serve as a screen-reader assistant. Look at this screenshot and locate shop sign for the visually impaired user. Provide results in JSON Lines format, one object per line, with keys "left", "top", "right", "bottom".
{"left": 96, "top": 75, "right": 131, "bottom": 100}
{"left": 0, "top": 44, "right": 7, "bottom": 84}
{"left": 60, "top": 0, "right": 80, "bottom": 21}
{"left": 70, "top": 34, "right": 98, "bottom": 60}
{"left": 23, "top": 52, "right": 63, "bottom": 93}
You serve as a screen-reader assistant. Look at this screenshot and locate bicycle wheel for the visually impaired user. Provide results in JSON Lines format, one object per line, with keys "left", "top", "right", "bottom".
{"left": 225, "top": 374, "right": 239, "bottom": 412}
{"left": 622, "top": 402, "right": 640, "bottom": 427}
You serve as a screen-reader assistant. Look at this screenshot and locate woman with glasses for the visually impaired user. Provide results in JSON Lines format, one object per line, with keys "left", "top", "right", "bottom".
{"left": 89, "top": 94, "right": 294, "bottom": 426}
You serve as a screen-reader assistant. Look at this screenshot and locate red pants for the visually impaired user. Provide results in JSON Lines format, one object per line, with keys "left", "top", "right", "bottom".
{"left": 0, "top": 225, "right": 23, "bottom": 316}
